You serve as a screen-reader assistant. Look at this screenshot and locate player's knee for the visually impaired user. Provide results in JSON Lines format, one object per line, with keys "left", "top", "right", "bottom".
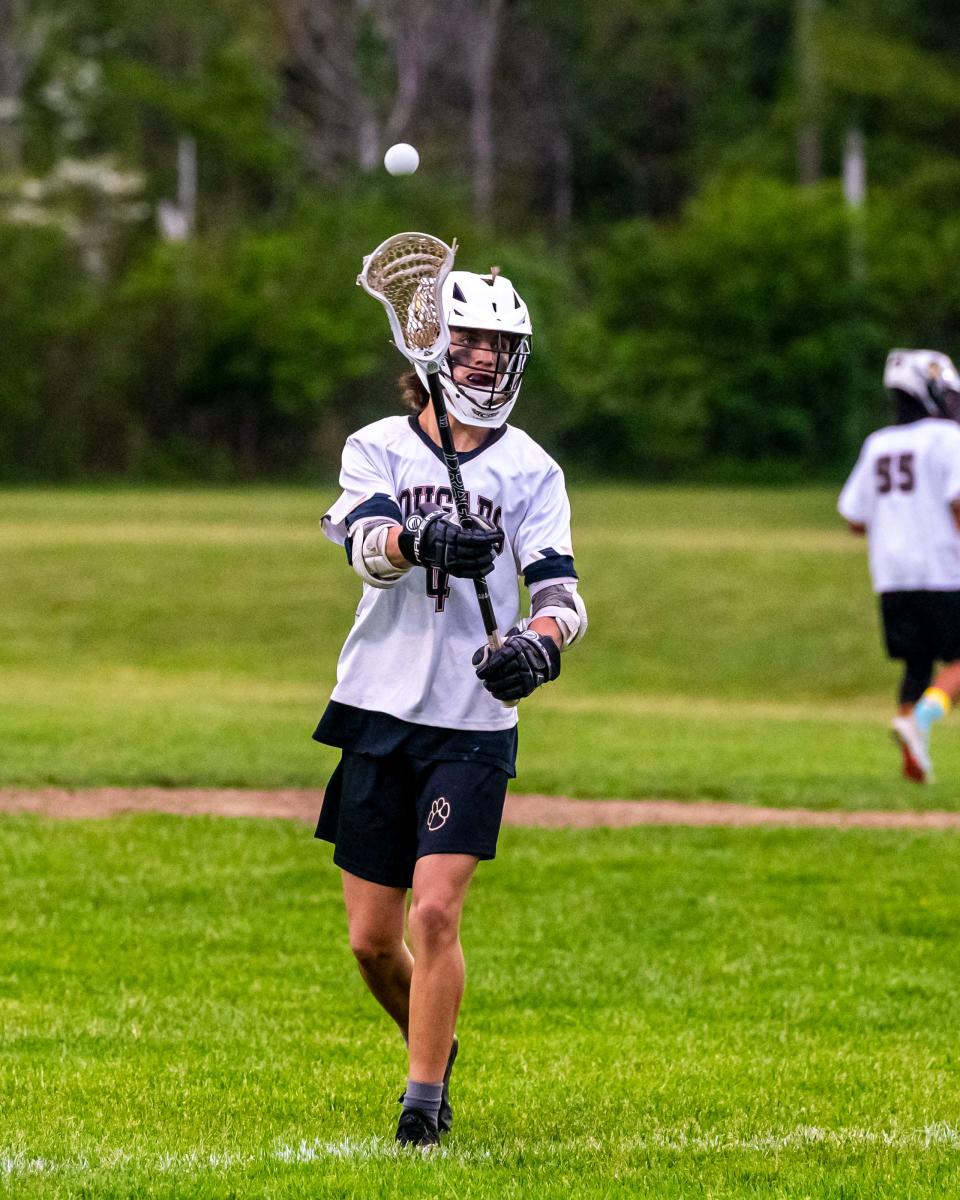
{"left": 349, "top": 929, "right": 400, "bottom": 973}
{"left": 408, "top": 895, "right": 459, "bottom": 950}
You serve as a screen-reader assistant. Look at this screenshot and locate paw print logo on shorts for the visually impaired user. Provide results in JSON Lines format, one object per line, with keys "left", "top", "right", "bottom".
{"left": 427, "top": 796, "right": 451, "bottom": 831}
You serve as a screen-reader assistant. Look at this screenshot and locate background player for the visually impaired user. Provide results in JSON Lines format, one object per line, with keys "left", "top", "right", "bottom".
{"left": 838, "top": 348, "right": 960, "bottom": 783}
{"left": 314, "top": 267, "right": 587, "bottom": 1148}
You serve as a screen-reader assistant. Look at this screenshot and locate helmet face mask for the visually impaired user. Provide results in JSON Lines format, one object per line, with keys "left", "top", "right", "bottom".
{"left": 884, "top": 349, "right": 960, "bottom": 422}
{"left": 930, "top": 375, "right": 960, "bottom": 422}
{"left": 443, "top": 327, "right": 530, "bottom": 418}
{"left": 415, "top": 269, "right": 533, "bottom": 428}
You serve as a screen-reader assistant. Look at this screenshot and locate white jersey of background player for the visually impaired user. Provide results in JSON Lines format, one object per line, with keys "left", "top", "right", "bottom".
{"left": 838, "top": 348, "right": 960, "bottom": 783}
{"left": 313, "top": 265, "right": 587, "bottom": 1149}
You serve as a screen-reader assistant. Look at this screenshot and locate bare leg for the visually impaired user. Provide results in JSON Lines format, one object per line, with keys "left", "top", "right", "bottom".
{"left": 341, "top": 871, "right": 413, "bottom": 1037}
{"left": 932, "top": 661, "right": 960, "bottom": 702}
{"left": 406, "top": 853, "right": 478, "bottom": 1083}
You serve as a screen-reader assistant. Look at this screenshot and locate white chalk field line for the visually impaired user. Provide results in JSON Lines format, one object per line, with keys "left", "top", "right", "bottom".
{"left": 4, "top": 1124, "right": 960, "bottom": 1176}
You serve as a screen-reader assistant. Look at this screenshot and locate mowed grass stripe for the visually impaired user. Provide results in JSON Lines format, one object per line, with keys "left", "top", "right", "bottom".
{"left": 0, "top": 521, "right": 858, "bottom": 554}
{"left": 1, "top": 668, "right": 327, "bottom": 706}
{"left": 0, "top": 667, "right": 890, "bottom": 721}
{"left": 0, "top": 523, "right": 321, "bottom": 546}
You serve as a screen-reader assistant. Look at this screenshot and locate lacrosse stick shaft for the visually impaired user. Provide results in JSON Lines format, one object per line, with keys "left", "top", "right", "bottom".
{"left": 425, "top": 366, "right": 504, "bottom": 652}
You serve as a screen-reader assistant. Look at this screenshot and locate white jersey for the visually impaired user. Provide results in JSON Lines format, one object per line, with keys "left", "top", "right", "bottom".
{"left": 838, "top": 418, "right": 960, "bottom": 592}
{"left": 321, "top": 415, "right": 577, "bottom": 731}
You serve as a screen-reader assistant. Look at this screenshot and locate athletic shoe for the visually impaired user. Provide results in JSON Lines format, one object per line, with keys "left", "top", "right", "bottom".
{"left": 396, "top": 1108, "right": 440, "bottom": 1151}
{"left": 438, "top": 1035, "right": 459, "bottom": 1133}
{"left": 891, "top": 714, "right": 934, "bottom": 784}
{"left": 897, "top": 737, "right": 926, "bottom": 783}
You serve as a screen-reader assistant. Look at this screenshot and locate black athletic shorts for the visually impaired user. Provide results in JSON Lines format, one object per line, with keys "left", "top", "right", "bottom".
{"left": 312, "top": 702, "right": 516, "bottom": 889}
{"left": 880, "top": 590, "right": 960, "bottom": 663}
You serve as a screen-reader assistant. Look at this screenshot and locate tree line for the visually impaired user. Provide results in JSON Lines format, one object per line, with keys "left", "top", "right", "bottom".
{"left": 0, "top": 0, "right": 958, "bottom": 480}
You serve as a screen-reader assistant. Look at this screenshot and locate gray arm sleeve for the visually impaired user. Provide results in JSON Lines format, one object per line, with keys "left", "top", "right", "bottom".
{"left": 526, "top": 578, "right": 587, "bottom": 649}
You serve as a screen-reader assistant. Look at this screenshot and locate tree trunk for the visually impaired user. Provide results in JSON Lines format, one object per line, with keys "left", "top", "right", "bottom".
{"left": 0, "top": 1, "right": 31, "bottom": 171}
{"left": 552, "top": 122, "right": 573, "bottom": 232}
{"left": 177, "top": 135, "right": 197, "bottom": 235}
{"left": 382, "top": 0, "right": 436, "bottom": 144}
{"left": 270, "top": 0, "right": 379, "bottom": 176}
{"left": 795, "top": 0, "right": 822, "bottom": 185}
{"left": 468, "top": 0, "right": 504, "bottom": 226}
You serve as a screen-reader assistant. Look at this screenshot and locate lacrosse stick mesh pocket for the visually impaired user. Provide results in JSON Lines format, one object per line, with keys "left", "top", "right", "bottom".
{"left": 360, "top": 233, "right": 456, "bottom": 358}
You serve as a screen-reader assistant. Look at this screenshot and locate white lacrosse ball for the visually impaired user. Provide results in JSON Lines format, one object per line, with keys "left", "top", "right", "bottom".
{"left": 384, "top": 143, "right": 420, "bottom": 176}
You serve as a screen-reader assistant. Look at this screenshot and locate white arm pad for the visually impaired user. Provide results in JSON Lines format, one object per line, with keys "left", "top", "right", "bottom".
{"left": 350, "top": 518, "right": 410, "bottom": 589}
{"left": 524, "top": 577, "right": 587, "bottom": 650}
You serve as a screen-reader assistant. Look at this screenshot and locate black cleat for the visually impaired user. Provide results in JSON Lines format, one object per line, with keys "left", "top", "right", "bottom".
{"left": 396, "top": 1107, "right": 440, "bottom": 1150}
{"left": 438, "top": 1035, "right": 459, "bottom": 1133}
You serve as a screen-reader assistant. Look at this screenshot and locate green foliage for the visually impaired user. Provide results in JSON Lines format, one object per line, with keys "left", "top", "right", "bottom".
{"left": 553, "top": 177, "right": 882, "bottom": 473}
{"left": 540, "top": 0, "right": 795, "bottom": 221}
{"left": 0, "top": 190, "right": 449, "bottom": 478}
{"left": 817, "top": 9, "right": 960, "bottom": 115}
{"left": 4, "top": 1, "right": 960, "bottom": 478}
{"left": 0, "top": 227, "right": 106, "bottom": 479}
{"left": 99, "top": 207, "right": 389, "bottom": 476}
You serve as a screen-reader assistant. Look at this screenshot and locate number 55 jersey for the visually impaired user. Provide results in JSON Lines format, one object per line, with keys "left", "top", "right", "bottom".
{"left": 321, "top": 415, "right": 577, "bottom": 731}
{"left": 839, "top": 417, "right": 960, "bottom": 593}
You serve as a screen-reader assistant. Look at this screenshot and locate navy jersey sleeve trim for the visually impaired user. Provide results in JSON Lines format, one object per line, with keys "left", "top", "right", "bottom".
{"left": 523, "top": 552, "right": 578, "bottom": 586}
{"left": 343, "top": 493, "right": 402, "bottom": 563}
{"left": 345, "top": 493, "right": 403, "bottom": 529}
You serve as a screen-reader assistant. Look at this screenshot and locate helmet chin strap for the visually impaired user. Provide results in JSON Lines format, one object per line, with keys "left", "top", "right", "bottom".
{"left": 414, "top": 361, "right": 519, "bottom": 428}
{"left": 438, "top": 370, "right": 519, "bottom": 428}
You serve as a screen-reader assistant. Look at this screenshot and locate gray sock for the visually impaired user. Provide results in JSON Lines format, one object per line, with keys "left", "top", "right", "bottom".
{"left": 403, "top": 1079, "right": 443, "bottom": 1124}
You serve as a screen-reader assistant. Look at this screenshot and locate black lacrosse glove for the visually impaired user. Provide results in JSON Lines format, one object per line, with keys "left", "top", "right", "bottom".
{"left": 472, "top": 627, "right": 561, "bottom": 702}
{"left": 398, "top": 502, "right": 503, "bottom": 579}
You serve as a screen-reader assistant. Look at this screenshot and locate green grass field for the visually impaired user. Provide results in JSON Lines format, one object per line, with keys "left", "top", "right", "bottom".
{"left": 1, "top": 485, "right": 957, "bottom": 806}
{"left": 4, "top": 486, "right": 960, "bottom": 1198}
{"left": 4, "top": 816, "right": 960, "bottom": 1197}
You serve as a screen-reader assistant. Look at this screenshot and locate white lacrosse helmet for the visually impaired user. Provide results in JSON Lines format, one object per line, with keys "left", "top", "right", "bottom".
{"left": 415, "top": 269, "right": 532, "bottom": 428}
{"left": 884, "top": 348, "right": 960, "bottom": 421}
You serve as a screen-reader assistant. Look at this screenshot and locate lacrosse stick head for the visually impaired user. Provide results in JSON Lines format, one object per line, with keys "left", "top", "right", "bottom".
{"left": 358, "top": 232, "right": 457, "bottom": 368}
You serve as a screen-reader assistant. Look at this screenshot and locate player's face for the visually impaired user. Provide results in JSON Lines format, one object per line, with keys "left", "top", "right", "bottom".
{"left": 448, "top": 328, "right": 517, "bottom": 392}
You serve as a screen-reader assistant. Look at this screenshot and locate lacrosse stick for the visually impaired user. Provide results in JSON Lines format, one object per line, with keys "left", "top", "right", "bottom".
{"left": 357, "top": 231, "right": 508, "bottom": 658}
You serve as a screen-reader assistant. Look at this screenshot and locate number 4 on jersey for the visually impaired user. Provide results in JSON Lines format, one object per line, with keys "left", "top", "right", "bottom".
{"left": 426, "top": 568, "right": 451, "bottom": 612}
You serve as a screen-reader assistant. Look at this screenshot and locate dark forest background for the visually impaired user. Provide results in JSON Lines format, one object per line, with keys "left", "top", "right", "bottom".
{"left": 1, "top": 0, "right": 959, "bottom": 481}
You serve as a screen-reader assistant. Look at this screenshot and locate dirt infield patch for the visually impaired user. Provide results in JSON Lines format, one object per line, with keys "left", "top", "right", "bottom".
{"left": 2, "top": 788, "right": 960, "bottom": 831}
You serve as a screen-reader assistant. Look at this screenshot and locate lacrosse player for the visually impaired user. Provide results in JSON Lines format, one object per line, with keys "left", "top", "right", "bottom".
{"left": 838, "top": 348, "right": 960, "bottom": 783}
{"left": 313, "top": 267, "right": 587, "bottom": 1148}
